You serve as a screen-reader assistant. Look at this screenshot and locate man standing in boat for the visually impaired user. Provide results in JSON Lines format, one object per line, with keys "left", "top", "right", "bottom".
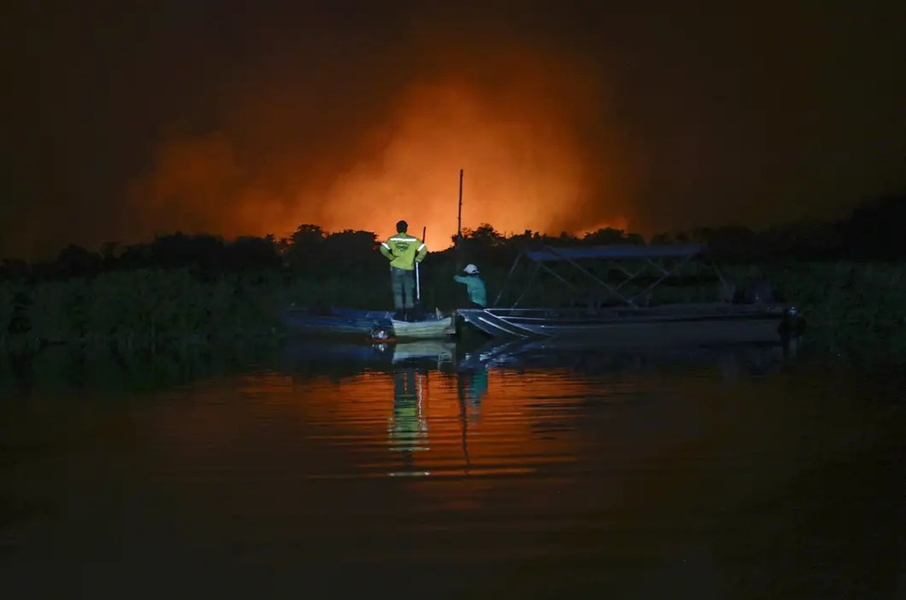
{"left": 380, "top": 220, "right": 427, "bottom": 321}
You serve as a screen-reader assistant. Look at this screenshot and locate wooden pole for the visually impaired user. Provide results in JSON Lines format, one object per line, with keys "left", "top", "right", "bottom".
{"left": 416, "top": 225, "right": 426, "bottom": 304}
{"left": 456, "top": 169, "right": 464, "bottom": 269}
{"left": 457, "top": 169, "right": 464, "bottom": 245}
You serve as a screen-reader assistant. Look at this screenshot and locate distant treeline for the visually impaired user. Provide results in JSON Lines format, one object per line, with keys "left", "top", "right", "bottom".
{"left": 1, "top": 193, "right": 904, "bottom": 282}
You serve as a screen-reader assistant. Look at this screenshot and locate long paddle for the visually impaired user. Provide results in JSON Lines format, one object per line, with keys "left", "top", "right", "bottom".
{"left": 415, "top": 226, "right": 426, "bottom": 312}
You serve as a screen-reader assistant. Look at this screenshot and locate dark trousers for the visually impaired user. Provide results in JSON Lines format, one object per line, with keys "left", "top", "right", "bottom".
{"left": 390, "top": 267, "right": 416, "bottom": 310}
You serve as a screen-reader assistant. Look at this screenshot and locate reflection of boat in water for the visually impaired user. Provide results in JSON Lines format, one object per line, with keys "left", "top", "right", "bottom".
{"left": 282, "top": 307, "right": 457, "bottom": 341}
{"left": 458, "top": 336, "right": 796, "bottom": 378}
{"left": 385, "top": 340, "right": 456, "bottom": 365}
{"left": 280, "top": 338, "right": 456, "bottom": 371}
{"left": 388, "top": 361, "right": 486, "bottom": 477}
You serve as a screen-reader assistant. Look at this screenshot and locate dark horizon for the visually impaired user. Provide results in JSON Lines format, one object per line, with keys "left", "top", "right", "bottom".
{"left": 2, "top": 188, "right": 903, "bottom": 264}
{"left": 4, "top": 1, "right": 905, "bottom": 260}
{"left": 2, "top": 190, "right": 904, "bottom": 281}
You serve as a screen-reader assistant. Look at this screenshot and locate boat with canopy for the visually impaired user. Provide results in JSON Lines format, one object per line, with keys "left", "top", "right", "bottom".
{"left": 456, "top": 243, "right": 803, "bottom": 345}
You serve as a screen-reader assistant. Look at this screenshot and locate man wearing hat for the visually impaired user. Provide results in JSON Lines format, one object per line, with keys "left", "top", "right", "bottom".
{"left": 454, "top": 263, "right": 487, "bottom": 308}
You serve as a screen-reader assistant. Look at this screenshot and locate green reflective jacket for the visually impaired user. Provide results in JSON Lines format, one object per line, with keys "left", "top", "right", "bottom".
{"left": 380, "top": 232, "right": 427, "bottom": 271}
{"left": 454, "top": 274, "right": 487, "bottom": 307}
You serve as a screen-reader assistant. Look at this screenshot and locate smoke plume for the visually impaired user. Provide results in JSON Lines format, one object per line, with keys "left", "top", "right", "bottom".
{"left": 127, "top": 29, "right": 635, "bottom": 247}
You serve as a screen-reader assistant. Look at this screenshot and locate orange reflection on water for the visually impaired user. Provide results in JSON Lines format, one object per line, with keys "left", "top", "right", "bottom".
{"left": 142, "top": 362, "right": 720, "bottom": 520}
{"left": 250, "top": 366, "right": 591, "bottom": 479}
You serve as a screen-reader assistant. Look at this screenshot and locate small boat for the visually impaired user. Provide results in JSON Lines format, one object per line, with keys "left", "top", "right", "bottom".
{"left": 282, "top": 306, "right": 457, "bottom": 341}
{"left": 458, "top": 243, "right": 804, "bottom": 345}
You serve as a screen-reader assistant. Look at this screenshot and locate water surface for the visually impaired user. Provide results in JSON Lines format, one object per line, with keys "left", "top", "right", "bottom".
{"left": 1, "top": 341, "right": 904, "bottom": 599}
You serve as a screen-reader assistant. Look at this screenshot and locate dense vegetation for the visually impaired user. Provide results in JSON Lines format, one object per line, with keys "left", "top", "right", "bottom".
{"left": 1, "top": 193, "right": 904, "bottom": 360}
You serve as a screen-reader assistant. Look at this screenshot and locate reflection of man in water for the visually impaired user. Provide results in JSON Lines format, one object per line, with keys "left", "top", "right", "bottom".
{"left": 455, "top": 365, "right": 489, "bottom": 473}
{"left": 457, "top": 366, "right": 489, "bottom": 417}
{"left": 389, "top": 366, "right": 428, "bottom": 468}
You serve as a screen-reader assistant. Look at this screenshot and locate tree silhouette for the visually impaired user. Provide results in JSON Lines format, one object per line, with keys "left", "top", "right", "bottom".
{"left": 1, "top": 192, "right": 903, "bottom": 282}
{"left": 55, "top": 244, "right": 102, "bottom": 278}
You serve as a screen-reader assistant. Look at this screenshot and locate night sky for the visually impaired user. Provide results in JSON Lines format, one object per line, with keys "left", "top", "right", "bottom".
{"left": 3, "top": 0, "right": 904, "bottom": 258}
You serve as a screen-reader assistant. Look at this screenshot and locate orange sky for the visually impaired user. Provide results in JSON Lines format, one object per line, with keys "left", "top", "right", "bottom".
{"left": 126, "top": 40, "right": 636, "bottom": 248}
{"left": 5, "top": 3, "right": 905, "bottom": 262}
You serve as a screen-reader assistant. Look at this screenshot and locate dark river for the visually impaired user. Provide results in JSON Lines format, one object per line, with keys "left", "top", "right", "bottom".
{"left": 1, "top": 339, "right": 905, "bottom": 599}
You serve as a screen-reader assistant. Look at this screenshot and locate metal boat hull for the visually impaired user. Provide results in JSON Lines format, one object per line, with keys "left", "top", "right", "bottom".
{"left": 386, "top": 317, "right": 457, "bottom": 340}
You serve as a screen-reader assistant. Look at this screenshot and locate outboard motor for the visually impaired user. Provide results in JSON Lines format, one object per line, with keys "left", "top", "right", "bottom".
{"left": 371, "top": 327, "right": 392, "bottom": 342}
